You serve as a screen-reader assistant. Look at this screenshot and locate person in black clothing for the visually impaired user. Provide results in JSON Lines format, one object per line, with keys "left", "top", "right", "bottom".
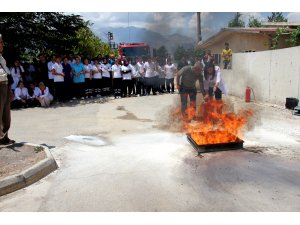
{"left": 36, "top": 54, "right": 48, "bottom": 84}
{"left": 62, "top": 57, "right": 73, "bottom": 101}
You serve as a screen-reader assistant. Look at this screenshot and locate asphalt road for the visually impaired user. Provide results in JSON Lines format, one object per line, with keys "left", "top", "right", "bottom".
{"left": 0, "top": 94, "right": 300, "bottom": 211}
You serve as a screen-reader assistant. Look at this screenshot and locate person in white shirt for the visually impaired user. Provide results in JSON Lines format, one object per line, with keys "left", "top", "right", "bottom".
{"left": 10, "top": 59, "right": 24, "bottom": 90}
{"left": 121, "top": 59, "right": 135, "bottom": 97}
{"left": 157, "top": 61, "right": 166, "bottom": 93}
{"left": 83, "top": 57, "right": 93, "bottom": 98}
{"left": 27, "top": 82, "right": 41, "bottom": 107}
{"left": 111, "top": 59, "right": 122, "bottom": 98}
{"left": 37, "top": 82, "right": 53, "bottom": 107}
{"left": 100, "top": 58, "right": 112, "bottom": 97}
{"left": 164, "top": 58, "right": 177, "bottom": 93}
{"left": 144, "top": 57, "right": 157, "bottom": 95}
{"left": 135, "top": 57, "right": 146, "bottom": 96}
{"left": 203, "top": 61, "right": 227, "bottom": 101}
{"left": 51, "top": 55, "right": 65, "bottom": 102}
{"left": 47, "top": 55, "right": 55, "bottom": 96}
{"left": 91, "top": 58, "right": 102, "bottom": 97}
{"left": 13, "top": 81, "right": 29, "bottom": 108}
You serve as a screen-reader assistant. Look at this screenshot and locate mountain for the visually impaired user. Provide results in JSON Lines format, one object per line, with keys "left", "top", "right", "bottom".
{"left": 93, "top": 26, "right": 196, "bottom": 54}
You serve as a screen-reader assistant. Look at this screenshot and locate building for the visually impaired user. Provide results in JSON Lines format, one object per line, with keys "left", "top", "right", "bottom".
{"left": 197, "top": 23, "right": 300, "bottom": 66}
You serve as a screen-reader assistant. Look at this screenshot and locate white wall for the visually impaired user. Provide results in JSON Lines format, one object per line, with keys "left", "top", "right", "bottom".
{"left": 222, "top": 46, "right": 300, "bottom": 105}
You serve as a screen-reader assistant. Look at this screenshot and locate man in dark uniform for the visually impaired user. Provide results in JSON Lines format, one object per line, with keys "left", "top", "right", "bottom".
{"left": 0, "top": 34, "right": 15, "bottom": 145}
{"left": 176, "top": 61, "right": 207, "bottom": 116}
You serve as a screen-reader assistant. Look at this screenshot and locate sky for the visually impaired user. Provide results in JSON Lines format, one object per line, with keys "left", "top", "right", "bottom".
{"left": 73, "top": 12, "right": 300, "bottom": 42}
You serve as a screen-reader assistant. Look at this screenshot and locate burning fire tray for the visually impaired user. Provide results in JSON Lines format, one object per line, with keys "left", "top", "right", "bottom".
{"left": 187, "top": 133, "right": 244, "bottom": 153}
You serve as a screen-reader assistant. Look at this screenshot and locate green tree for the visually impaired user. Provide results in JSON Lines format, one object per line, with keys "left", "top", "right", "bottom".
{"left": 248, "top": 16, "right": 262, "bottom": 27}
{"left": 155, "top": 46, "right": 168, "bottom": 60}
{"left": 267, "top": 12, "right": 288, "bottom": 22}
{"left": 288, "top": 27, "right": 300, "bottom": 47}
{"left": 228, "top": 12, "right": 245, "bottom": 28}
{"left": 174, "top": 46, "right": 187, "bottom": 61}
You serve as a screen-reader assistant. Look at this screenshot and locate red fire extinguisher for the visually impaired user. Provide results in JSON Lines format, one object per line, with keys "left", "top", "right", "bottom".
{"left": 245, "top": 86, "right": 253, "bottom": 102}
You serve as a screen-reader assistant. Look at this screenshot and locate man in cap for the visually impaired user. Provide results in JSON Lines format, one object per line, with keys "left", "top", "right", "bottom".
{"left": 0, "top": 33, "right": 15, "bottom": 145}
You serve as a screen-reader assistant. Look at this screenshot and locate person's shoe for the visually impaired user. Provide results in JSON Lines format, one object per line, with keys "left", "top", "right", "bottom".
{"left": 0, "top": 138, "right": 15, "bottom": 145}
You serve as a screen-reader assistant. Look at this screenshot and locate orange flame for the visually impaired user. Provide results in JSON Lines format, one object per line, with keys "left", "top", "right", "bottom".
{"left": 172, "top": 100, "right": 253, "bottom": 145}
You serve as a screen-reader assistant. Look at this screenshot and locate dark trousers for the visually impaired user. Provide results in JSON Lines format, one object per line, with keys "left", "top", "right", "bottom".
{"left": 0, "top": 83, "right": 11, "bottom": 141}
{"left": 145, "top": 77, "right": 158, "bottom": 95}
{"left": 85, "top": 78, "right": 93, "bottom": 97}
{"left": 166, "top": 78, "right": 175, "bottom": 93}
{"left": 131, "top": 78, "right": 137, "bottom": 95}
{"left": 179, "top": 87, "right": 197, "bottom": 114}
{"left": 159, "top": 78, "right": 166, "bottom": 92}
{"left": 113, "top": 78, "right": 122, "bottom": 97}
{"left": 27, "top": 98, "right": 41, "bottom": 107}
{"left": 135, "top": 77, "right": 144, "bottom": 95}
{"left": 54, "top": 82, "right": 65, "bottom": 101}
{"left": 223, "top": 60, "right": 230, "bottom": 69}
{"left": 122, "top": 79, "right": 133, "bottom": 97}
{"left": 102, "top": 77, "right": 111, "bottom": 96}
{"left": 93, "top": 79, "right": 102, "bottom": 96}
{"left": 73, "top": 82, "right": 85, "bottom": 99}
{"left": 208, "top": 87, "right": 222, "bottom": 100}
{"left": 46, "top": 79, "right": 54, "bottom": 96}
{"left": 64, "top": 81, "right": 73, "bottom": 100}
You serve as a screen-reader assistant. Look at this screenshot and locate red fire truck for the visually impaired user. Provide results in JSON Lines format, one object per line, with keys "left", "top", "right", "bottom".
{"left": 118, "top": 43, "right": 151, "bottom": 60}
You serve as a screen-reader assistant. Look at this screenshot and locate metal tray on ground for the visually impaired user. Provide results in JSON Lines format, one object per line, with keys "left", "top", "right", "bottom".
{"left": 186, "top": 133, "right": 244, "bottom": 153}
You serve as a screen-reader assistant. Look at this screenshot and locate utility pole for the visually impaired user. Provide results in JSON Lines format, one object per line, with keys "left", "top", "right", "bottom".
{"left": 197, "top": 12, "right": 202, "bottom": 43}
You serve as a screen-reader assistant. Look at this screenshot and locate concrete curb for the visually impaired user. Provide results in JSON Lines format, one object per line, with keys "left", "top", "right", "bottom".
{"left": 0, "top": 143, "right": 58, "bottom": 196}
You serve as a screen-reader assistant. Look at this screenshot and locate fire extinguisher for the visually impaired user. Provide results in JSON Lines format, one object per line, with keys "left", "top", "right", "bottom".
{"left": 245, "top": 86, "right": 255, "bottom": 102}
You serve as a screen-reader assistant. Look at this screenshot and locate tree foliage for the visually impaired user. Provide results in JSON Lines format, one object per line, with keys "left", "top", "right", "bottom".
{"left": 154, "top": 45, "right": 168, "bottom": 60}
{"left": 0, "top": 12, "right": 116, "bottom": 64}
{"left": 267, "top": 12, "right": 288, "bottom": 22}
{"left": 248, "top": 16, "right": 262, "bottom": 27}
{"left": 288, "top": 27, "right": 300, "bottom": 47}
{"left": 174, "top": 46, "right": 204, "bottom": 62}
{"left": 228, "top": 12, "right": 245, "bottom": 28}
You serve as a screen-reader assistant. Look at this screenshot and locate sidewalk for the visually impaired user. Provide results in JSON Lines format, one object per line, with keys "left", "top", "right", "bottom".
{"left": 0, "top": 143, "right": 57, "bottom": 196}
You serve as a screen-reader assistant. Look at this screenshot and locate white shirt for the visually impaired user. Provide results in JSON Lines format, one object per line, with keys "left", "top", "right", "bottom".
{"left": 68, "top": 59, "right": 76, "bottom": 65}
{"left": 52, "top": 62, "right": 64, "bottom": 82}
{"left": 144, "top": 61, "right": 155, "bottom": 78}
{"left": 203, "top": 66, "right": 228, "bottom": 95}
{"left": 47, "top": 61, "right": 54, "bottom": 79}
{"left": 10, "top": 65, "right": 24, "bottom": 79}
{"left": 135, "top": 62, "right": 144, "bottom": 78}
{"left": 39, "top": 87, "right": 52, "bottom": 98}
{"left": 0, "top": 54, "right": 10, "bottom": 82}
{"left": 121, "top": 64, "right": 134, "bottom": 80}
{"left": 14, "top": 87, "right": 29, "bottom": 100}
{"left": 92, "top": 64, "right": 102, "bottom": 79}
{"left": 28, "top": 87, "right": 40, "bottom": 98}
{"left": 84, "top": 64, "right": 92, "bottom": 78}
{"left": 111, "top": 64, "right": 122, "bottom": 79}
{"left": 164, "top": 64, "right": 176, "bottom": 79}
{"left": 101, "top": 63, "right": 111, "bottom": 78}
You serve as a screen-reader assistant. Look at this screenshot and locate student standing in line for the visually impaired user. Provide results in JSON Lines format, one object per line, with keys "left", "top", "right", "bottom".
{"left": 100, "top": 58, "right": 112, "bottom": 97}
{"left": 83, "top": 57, "right": 93, "bottom": 98}
{"left": 91, "top": 58, "right": 102, "bottom": 97}
{"left": 62, "top": 56, "right": 73, "bottom": 101}
{"left": 144, "top": 57, "right": 156, "bottom": 95}
{"left": 71, "top": 56, "right": 86, "bottom": 100}
{"left": 10, "top": 59, "right": 24, "bottom": 91}
{"left": 51, "top": 55, "right": 65, "bottom": 102}
{"left": 36, "top": 54, "right": 49, "bottom": 84}
{"left": 111, "top": 59, "right": 122, "bottom": 98}
{"left": 121, "top": 59, "right": 135, "bottom": 97}
{"left": 47, "top": 55, "right": 55, "bottom": 95}
{"left": 135, "top": 57, "right": 145, "bottom": 96}
{"left": 164, "top": 58, "right": 176, "bottom": 94}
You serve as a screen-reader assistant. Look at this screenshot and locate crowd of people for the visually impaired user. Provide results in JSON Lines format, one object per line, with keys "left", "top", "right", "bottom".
{"left": 8, "top": 53, "right": 182, "bottom": 109}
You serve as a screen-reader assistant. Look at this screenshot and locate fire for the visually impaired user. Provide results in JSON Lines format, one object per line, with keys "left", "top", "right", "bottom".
{"left": 172, "top": 100, "right": 253, "bottom": 145}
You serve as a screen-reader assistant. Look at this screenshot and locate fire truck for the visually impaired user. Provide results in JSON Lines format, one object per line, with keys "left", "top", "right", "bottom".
{"left": 118, "top": 43, "right": 151, "bottom": 60}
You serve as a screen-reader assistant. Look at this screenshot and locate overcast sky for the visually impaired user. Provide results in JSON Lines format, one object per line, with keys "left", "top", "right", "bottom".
{"left": 73, "top": 12, "right": 300, "bottom": 41}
